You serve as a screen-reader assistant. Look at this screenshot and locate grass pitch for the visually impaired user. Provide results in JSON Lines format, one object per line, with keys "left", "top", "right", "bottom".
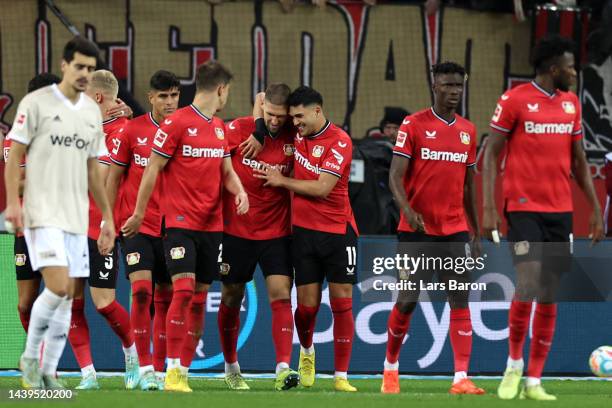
{"left": 0, "top": 375, "right": 610, "bottom": 408}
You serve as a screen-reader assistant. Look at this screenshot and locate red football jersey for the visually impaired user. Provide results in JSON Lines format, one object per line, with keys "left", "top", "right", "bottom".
{"left": 223, "top": 116, "right": 293, "bottom": 240}
{"left": 152, "top": 104, "right": 229, "bottom": 232}
{"left": 393, "top": 108, "right": 477, "bottom": 236}
{"left": 490, "top": 81, "right": 582, "bottom": 213}
{"left": 110, "top": 113, "right": 163, "bottom": 237}
{"left": 292, "top": 121, "right": 357, "bottom": 235}
{"left": 88, "top": 117, "right": 128, "bottom": 240}
{"left": 3, "top": 136, "right": 26, "bottom": 237}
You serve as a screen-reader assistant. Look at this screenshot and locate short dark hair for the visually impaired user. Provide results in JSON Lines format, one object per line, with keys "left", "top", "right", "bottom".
{"left": 264, "top": 83, "right": 291, "bottom": 105}
{"left": 431, "top": 61, "right": 466, "bottom": 78}
{"left": 531, "top": 35, "right": 575, "bottom": 73}
{"left": 287, "top": 86, "right": 323, "bottom": 107}
{"left": 150, "top": 70, "right": 180, "bottom": 91}
{"left": 195, "top": 61, "right": 233, "bottom": 91}
{"left": 28, "top": 72, "right": 61, "bottom": 93}
{"left": 63, "top": 36, "right": 99, "bottom": 63}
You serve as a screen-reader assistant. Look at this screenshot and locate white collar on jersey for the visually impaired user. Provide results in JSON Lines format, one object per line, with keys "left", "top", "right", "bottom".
{"left": 148, "top": 112, "right": 160, "bottom": 127}
{"left": 51, "top": 84, "right": 85, "bottom": 111}
{"left": 102, "top": 117, "right": 119, "bottom": 126}
{"left": 430, "top": 107, "right": 456, "bottom": 126}
{"left": 530, "top": 81, "right": 556, "bottom": 98}
{"left": 190, "top": 104, "right": 212, "bottom": 123}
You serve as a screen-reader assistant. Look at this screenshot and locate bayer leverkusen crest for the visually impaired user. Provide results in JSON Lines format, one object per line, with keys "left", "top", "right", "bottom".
{"left": 459, "top": 131, "right": 471, "bottom": 145}
{"left": 283, "top": 144, "right": 295, "bottom": 156}
{"left": 215, "top": 127, "right": 225, "bottom": 140}
{"left": 312, "top": 145, "right": 324, "bottom": 158}
{"left": 562, "top": 101, "right": 576, "bottom": 114}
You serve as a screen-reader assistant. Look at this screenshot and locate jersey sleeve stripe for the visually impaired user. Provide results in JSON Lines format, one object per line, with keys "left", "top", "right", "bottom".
{"left": 223, "top": 153, "right": 231, "bottom": 158}
{"left": 490, "top": 123, "right": 511, "bottom": 133}
{"left": 467, "top": 162, "right": 477, "bottom": 167}
{"left": 320, "top": 169, "right": 341, "bottom": 178}
{"left": 572, "top": 129, "right": 583, "bottom": 135}
{"left": 151, "top": 148, "right": 172, "bottom": 159}
{"left": 97, "top": 158, "right": 111, "bottom": 165}
{"left": 109, "top": 156, "right": 129, "bottom": 167}
{"left": 393, "top": 151, "right": 412, "bottom": 159}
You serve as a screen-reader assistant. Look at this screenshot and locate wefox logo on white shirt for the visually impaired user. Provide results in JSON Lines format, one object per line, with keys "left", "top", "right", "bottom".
{"left": 182, "top": 145, "right": 224, "bottom": 158}
{"left": 420, "top": 148, "right": 468, "bottom": 163}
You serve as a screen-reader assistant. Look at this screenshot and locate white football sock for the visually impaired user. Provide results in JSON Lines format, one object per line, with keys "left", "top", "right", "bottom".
{"left": 507, "top": 357, "right": 524, "bottom": 371}
{"left": 225, "top": 362, "right": 241, "bottom": 374}
{"left": 526, "top": 377, "right": 541, "bottom": 387}
{"left": 453, "top": 371, "right": 467, "bottom": 384}
{"left": 384, "top": 358, "right": 399, "bottom": 371}
{"left": 301, "top": 345, "right": 315, "bottom": 355}
{"left": 24, "top": 289, "right": 65, "bottom": 359}
{"left": 123, "top": 343, "right": 138, "bottom": 358}
{"left": 167, "top": 358, "right": 180, "bottom": 369}
{"left": 41, "top": 296, "right": 72, "bottom": 376}
{"left": 275, "top": 362, "right": 289, "bottom": 375}
{"left": 139, "top": 365, "right": 154, "bottom": 376}
{"left": 334, "top": 371, "right": 347, "bottom": 379}
{"left": 179, "top": 365, "right": 189, "bottom": 375}
{"left": 81, "top": 364, "right": 96, "bottom": 378}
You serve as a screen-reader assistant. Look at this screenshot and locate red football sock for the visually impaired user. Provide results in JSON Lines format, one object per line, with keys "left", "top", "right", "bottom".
{"left": 153, "top": 289, "right": 172, "bottom": 372}
{"left": 331, "top": 298, "right": 354, "bottom": 373}
{"left": 508, "top": 300, "right": 533, "bottom": 360}
{"left": 270, "top": 299, "right": 294, "bottom": 364}
{"left": 449, "top": 308, "right": 473, "bottom": 373}
{"left": 18, "top": 307, "right": 31, "bottom": 333}
{"left": 68, "top": 298, "right": 93, "bottom": 368}
{"left": 527, "top": 303, "right": 557, "bottom": 379}
{"left": 97, "top": 300, "right": 134, "bottom": 348}
{"left": 217, "top": 302, "right": 240, "bottom": 364}
{"left": 294, "top": 304, "right": 319, "bottom": 349}
{"left": 165, "top": 278, "right": 194, "bottom": 359}
{"left": 131, "top": 280, "right": 152, "bottom": 366}
{"left": 180, "top": 291, "right": 206, "bottom": 368}
{"left": 385, "top": 304, "right": 413, "bottom": 364}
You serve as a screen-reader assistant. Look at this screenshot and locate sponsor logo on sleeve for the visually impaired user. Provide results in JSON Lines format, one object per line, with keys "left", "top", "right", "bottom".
{"left": 15, "top": 113, "right": 26, "bottom": 130}
{"left": 492, "top": 104, "right": 503, "bottom": 122}
{"left": 153, "top": 128, "right": 168, "bottom": 148}
{"left": 396, "top": 131, "right": 407, "bottom": 147}
{"left": 331, "top": 148, "right": 344, "bottom": 165}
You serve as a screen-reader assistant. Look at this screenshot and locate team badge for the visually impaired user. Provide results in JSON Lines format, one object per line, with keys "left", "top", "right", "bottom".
{"left": 3, "top": 147, "right": 9, "bottom": 162}
{"left": 459, "top": 131, "right": 471, "bottom": 145}
{"left": 283, "top": 144, "right": 295, "bottom": 156}
{"left": 15, "top": 113, "right": 26, "bottom": 130}
{"left": 514, "top": 241, "right": 530, "bottom": 256}
{"left": 215, "top": 127, "right": 225, "bottom": 140}
{"left": 126, "top": 252, "right": 141, "bottom": 266}
{"left": 562, "top": 101, "right": 576, "bottom": 114}
{"left": 15, "top": 254, "right": 26, "bottom": 267}
{"left": 170, "top": 247, "right": 185, "bottom": 260}
{"left": 220, "top": 263, "right": 231, "bottom": 275}
{"left": 312, "top": 145, "right": 324, "bottom": 158}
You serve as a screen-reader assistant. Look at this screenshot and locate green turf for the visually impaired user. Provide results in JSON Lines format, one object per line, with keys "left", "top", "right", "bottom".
{"left": 0, "top": 377, "right": 610, "bottom": 407}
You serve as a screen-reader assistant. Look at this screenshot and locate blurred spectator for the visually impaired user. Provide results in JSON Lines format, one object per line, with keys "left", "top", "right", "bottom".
{"left": 379, "top": 106, "right": 409, "bottom": 144}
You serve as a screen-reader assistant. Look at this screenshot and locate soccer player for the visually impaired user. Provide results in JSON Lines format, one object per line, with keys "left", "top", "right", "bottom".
{"left": 5, "top": 36, "right": 115, "bottom": 389}
{"left": 3, "top": 73, "right": 60, "bottom": 335}
{"left": 484, "top": 35, "right": 604, "bottom": 401}
{"left": 381, "top": 62, "right": 484, "bottom": 395}
{"left": 106, "top": 70, "right": 181, "bottom": 390}
{"left": 65, "top": 70, "right": 138, "bottom": 390}
{"left": 122, "top": 61, "right": 248, "bottom": 392}
{"left": 255, "top": 86, "right": 358, "bottom": 392}
{"left": 218, "top": 84, "right": 298, "bottom": 391}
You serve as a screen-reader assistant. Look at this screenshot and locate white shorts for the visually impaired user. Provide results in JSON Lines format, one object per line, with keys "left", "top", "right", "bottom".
{"left": 24, "top": 227, "right": 90, "bottom": 278}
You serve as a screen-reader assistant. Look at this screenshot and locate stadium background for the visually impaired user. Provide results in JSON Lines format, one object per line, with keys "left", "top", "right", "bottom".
{"left": 0, "top": 0, "right": 610, "bottom": 374}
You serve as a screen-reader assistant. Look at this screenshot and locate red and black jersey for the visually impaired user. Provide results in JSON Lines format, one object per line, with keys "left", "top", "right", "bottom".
{"left": 152, "top": 104, "right": 229, "bottom": 232}
{"left": 490, "top": 81, "right": 582, "bottom": 213}
{"left": 223, "top": 116, "right": 294, "bottom": 240}
{"left": 393, "top": 108, "right": 477, "bottom": 236}
{"left": 110, "top": 112, "right": 163, "bottom": 237}
{"left": 88, "top": 117, "right": 128, "bottom": 240}
{"left": 292, "top": 121, "right": 357, "bottom": 235}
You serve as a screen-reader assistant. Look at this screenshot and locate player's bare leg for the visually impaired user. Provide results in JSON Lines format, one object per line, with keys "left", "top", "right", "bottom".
{"left": 295, "top": 283, "right": 321, "bottom": 388}
{"left": 329, "top": 283, "right": 357, "bottom": 392}
{"left": 218, "top": 282, "right": 249, "bottom": 390}
{"left": 16, "top": 279, "right": 40, "bottom": 332}
{"left": 129, "top": 270, "right": 158, "bottom": 391}
{"left": 266, "top": 275, "right": 298, "bottom": 390}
